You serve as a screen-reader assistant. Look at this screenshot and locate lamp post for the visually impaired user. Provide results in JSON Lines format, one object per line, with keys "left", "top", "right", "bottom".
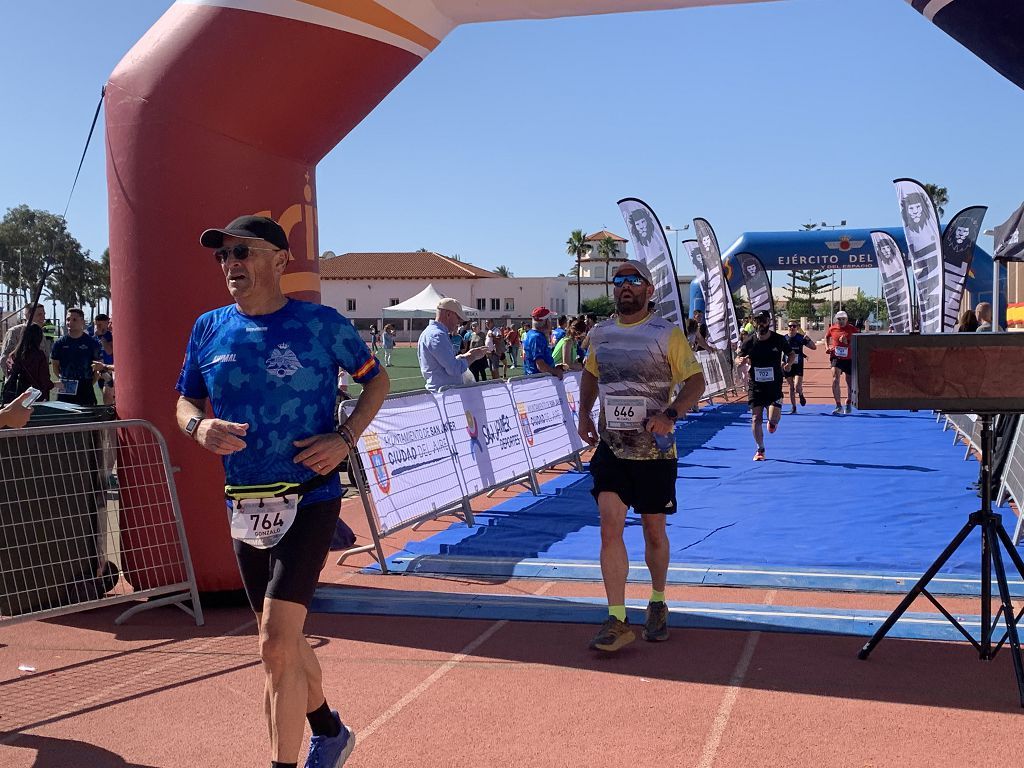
{"left": 821, "top": 220, "right": 847, "bottom": 316}
{"left": 664, "top": 224, "right": 690, "bottom": 266}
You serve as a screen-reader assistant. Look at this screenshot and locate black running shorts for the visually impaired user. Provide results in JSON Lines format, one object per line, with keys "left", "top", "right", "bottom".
{"left": 589, "top": 440, "right": 677, "bottom": 515}
{"left": 748, "top": 385, "right": 784, "bottom": 410}
{"left": 233, "top": 497, "right": 345, "bottom": 611}
{"left": 831, "top": 357, "right": 852, "bottom": 375}
{"left": 783, "top": 364, "right": 803, "bottom": 379}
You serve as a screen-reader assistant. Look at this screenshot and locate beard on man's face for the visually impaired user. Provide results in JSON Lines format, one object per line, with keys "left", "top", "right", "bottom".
{"left": 615, "top": 290, "right": 647, "bottom": 315}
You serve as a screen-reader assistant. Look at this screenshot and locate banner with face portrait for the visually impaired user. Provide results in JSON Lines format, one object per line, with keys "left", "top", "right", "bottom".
{"left": 870, "top": 231, "right": 914, "bottom": 334}
{"left": 736, "top": 252, "right": 774, "bottom": 317}
{"left": 895, "top": 178, "right": 945, "bottom": 334}
{"left": 681, "top": 237, "right": 705, "bottom": 302}
{"left": 940, "top": 205, "right": 987, "bottom": 331}
{"left": 693, "top": 218, "right": 738, "bottom": 350}
{"left": 617, "top": 198, "right": 685, "bottom": 329}
{"left": 994, "top": 201, "right": 1024, "bottom": 262}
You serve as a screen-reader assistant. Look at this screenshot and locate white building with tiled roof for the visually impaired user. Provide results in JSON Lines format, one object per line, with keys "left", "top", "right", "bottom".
{"left": 320, "top": 251, "right": 569, "bottom": 338}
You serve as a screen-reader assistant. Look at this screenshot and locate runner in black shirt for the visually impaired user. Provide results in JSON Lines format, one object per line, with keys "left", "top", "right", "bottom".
{"left": 783, "top": 321, "right": 816, "bottom": 414}
{"left": 736, "top": 311, "right": 795, "bottom": 461}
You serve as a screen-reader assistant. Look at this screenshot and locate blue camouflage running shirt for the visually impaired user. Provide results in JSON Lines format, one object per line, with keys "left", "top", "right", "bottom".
{"left": 176, "top": 299, "right": 380, "bottom": 503}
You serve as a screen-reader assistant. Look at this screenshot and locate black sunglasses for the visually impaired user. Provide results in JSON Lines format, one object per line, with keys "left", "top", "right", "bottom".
{"left": 214, "top": 244, "right": 280, "bottom": 263}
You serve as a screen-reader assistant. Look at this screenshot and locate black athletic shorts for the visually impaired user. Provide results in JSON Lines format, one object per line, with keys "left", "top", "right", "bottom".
{"left": 233, "top": 496, "right": 345, "bottom": 611}
{"left": 783, "top": 364, "right": 803, "bottom": 379}
{"left": 831, "top": 357, "right": 852, "bottom": 375}
{"left": 748, "top": 385, "right": 784, "bottom": 410}
{"left": 589, "top": 440, "right": 677, "bottom": 515}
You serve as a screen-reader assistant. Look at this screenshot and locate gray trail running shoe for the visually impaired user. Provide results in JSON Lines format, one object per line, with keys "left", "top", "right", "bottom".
{"left": 589, "top": 616, "right": 636, "bottom": 652}
{"left": 643, "top": 601, "right": 670, "bottom": 642}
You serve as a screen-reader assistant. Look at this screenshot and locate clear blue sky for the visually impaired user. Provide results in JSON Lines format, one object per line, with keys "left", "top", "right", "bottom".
{"left": 3, "top": 0, "right": 1023, "bottom": 296}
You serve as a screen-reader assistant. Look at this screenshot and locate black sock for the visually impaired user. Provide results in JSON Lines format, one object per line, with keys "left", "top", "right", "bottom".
{"left": 271, "top": 762, "right": 297, "bottom": 768}
{"left": 307, "top": 700, "right": 341, "bottom": 737}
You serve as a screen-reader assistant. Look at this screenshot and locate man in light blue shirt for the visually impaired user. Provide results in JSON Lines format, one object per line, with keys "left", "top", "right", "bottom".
{"left": 418, "top": 298, "right": 487, "bottom": 392}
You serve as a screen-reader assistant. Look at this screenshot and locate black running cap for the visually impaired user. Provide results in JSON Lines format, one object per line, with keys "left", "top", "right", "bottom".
{"left": 200, "top": 215, "right": 289, "bottom": 250}
{"left": 754, "top": 310, "right": 771, "bottom": 322}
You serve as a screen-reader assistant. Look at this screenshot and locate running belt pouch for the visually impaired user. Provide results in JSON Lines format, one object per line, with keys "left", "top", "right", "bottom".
{"left": 224, "top": 475, "right": 331, "bottom": 550}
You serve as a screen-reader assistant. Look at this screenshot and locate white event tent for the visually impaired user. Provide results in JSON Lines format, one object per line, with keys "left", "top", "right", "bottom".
{"left": 381, "top": 283, "right": 477, "bottom": 320}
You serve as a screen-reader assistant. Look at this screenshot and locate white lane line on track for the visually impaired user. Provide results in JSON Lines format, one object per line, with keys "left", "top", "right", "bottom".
{"left": 695, "top": 590, "right": 776, "bottom": 768}
{"left": 0, "top": 617, "right": 258, "bottom": 747}
{"left": 357, "top": 581, "right": 555, "bottom": 743}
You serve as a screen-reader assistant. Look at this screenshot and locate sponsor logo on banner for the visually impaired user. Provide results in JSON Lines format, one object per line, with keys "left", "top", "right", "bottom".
{"left": 516, "top": 401, "right": 534, "bottom": 446}
{"left": 465, "top": 410, "right": 483, "bottom": 454}
{"left": 566, "top": 391, "right": 578, "bottom": 416}
{"left": 363, "top": 432, "right": 391, "bottom": 494}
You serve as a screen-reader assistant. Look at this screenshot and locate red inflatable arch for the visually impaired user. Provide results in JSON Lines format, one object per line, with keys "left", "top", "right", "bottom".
{"left": 106, "top": 0, "right": 1024, "bottom": 591}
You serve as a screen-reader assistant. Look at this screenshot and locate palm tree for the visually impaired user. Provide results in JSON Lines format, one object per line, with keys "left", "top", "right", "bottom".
{"left": 922, "top": 183, "right": 949, "bottom": 218}
{"left": 493, "top": 265, "right": 513, "bottom": 277}
{"left": 598, "top": 236, "right": 617, "bottom": 297}
{"left": 565, "top": 229, "right": 590, "bottom": 313}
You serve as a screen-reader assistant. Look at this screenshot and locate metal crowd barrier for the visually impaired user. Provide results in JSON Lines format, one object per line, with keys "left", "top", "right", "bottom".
{"left": 0, "top": 419, "right": 204, "bottom": 627}
{"left": 996, "top": 418, "right": 1024, "bottom": 544}
{"left": 944, "top": 413, "right": 982, "bottom": 460}
{"left": 335, "top": 373, "right": 590, "bottom": 572}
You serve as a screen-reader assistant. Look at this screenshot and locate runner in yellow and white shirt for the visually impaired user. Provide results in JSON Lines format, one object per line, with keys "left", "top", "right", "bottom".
{"left": 578, "top": 260, "right": 705, "bottom": 652}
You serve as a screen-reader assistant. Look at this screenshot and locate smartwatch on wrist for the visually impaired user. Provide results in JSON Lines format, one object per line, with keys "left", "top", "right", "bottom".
{"left": 184, "top": 415, "right": 204, "bottom": 440}
{"left": 663, "top": 407, "right": 679, "bottom": 421}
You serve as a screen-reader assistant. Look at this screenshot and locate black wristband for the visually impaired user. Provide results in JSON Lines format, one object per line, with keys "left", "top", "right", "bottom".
{"left": 663, "top": 408, "right": 679, "bottom": 421}
{"left": 336, "top": 423, "right": 356, "bottom": 447}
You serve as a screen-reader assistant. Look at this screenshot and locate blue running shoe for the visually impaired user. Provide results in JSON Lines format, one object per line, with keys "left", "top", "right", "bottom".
{"left": 305, "top": 711, "right": 355, "bottom": 768}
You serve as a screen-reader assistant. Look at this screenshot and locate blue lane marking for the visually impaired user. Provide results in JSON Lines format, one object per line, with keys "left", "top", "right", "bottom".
{"left": 310, "top": 585, "right": 995, "bottom": 643}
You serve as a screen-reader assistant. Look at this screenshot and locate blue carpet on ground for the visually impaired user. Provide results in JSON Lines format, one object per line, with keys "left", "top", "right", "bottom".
{"left": 375, "top": 405, "right": 1020, "bottom": 592}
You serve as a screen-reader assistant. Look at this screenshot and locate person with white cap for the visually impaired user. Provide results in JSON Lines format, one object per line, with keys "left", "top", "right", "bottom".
{"left": 578, "top": 260, "right": 705, "bottom": 652}
{"left": 825, "top": 310, "right": 858, "bottom": 414}
{"left": 417, "top": 298, "right": 488, "bottom": 392}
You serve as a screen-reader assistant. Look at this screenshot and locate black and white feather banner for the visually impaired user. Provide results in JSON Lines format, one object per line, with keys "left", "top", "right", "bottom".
{"left": 736, "top": 252, "right": 774, "bottom": 318}
{"left": 693, "top": 218, "right": 738, "bottom": 349}
{"left": 870, "top": 231, "right": 914, "bottom": 334}
{"left": 894, "top": 178, "right": 944, "bottom": 333}
{"left": 940, "top": 205, "right": 986, "bottom": 331}
{"left": 993, "top": 201, "right": 1024, "bottom": 262}
{"left": 617, "top": 198, "right": 686, "bottom": 328}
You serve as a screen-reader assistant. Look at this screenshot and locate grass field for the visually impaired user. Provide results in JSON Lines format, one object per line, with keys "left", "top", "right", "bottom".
{"left": 348, "top": 345, "right": 425, "bottom": 396}
{"left": 348, "top": 344, "right": 523, "bottom": 396}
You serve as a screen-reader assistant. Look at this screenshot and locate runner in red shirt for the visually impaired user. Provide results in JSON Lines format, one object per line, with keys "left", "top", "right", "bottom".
{"left": 825, "top": 310, "right": 858, "bottom": 414}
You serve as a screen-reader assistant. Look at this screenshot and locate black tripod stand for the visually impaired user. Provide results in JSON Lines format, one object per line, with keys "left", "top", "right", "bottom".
{"left": 858, "top": 413, "right": 1024, "bottom": 706}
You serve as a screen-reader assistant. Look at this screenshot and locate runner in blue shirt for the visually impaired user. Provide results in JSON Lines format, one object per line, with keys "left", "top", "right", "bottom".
{"left": 522, "top": 306, "right": 563, "bottom": 378}
{"left": 175, "top": 216, "right": 388, "bottom": 768}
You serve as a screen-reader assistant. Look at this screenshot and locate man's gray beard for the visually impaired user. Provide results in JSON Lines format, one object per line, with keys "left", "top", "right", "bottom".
{"left": 615, "top": 294, "right": 645, "bottom": 315}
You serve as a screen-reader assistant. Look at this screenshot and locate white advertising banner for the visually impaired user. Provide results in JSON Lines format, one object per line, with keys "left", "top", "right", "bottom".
{"left": 347, "top": 390, "right": 465, "bottom": 534}
{"left": 695, "top": 350, "right": 727, "bottom": 397}
{"left": 440, "top": 381, "right": 533, "bottom": 495}
{"left": 561, "top": 371, "right": 601, "bottom": 450}
{"left": 507, "top": 375, "right": 579, "bottom": 469}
